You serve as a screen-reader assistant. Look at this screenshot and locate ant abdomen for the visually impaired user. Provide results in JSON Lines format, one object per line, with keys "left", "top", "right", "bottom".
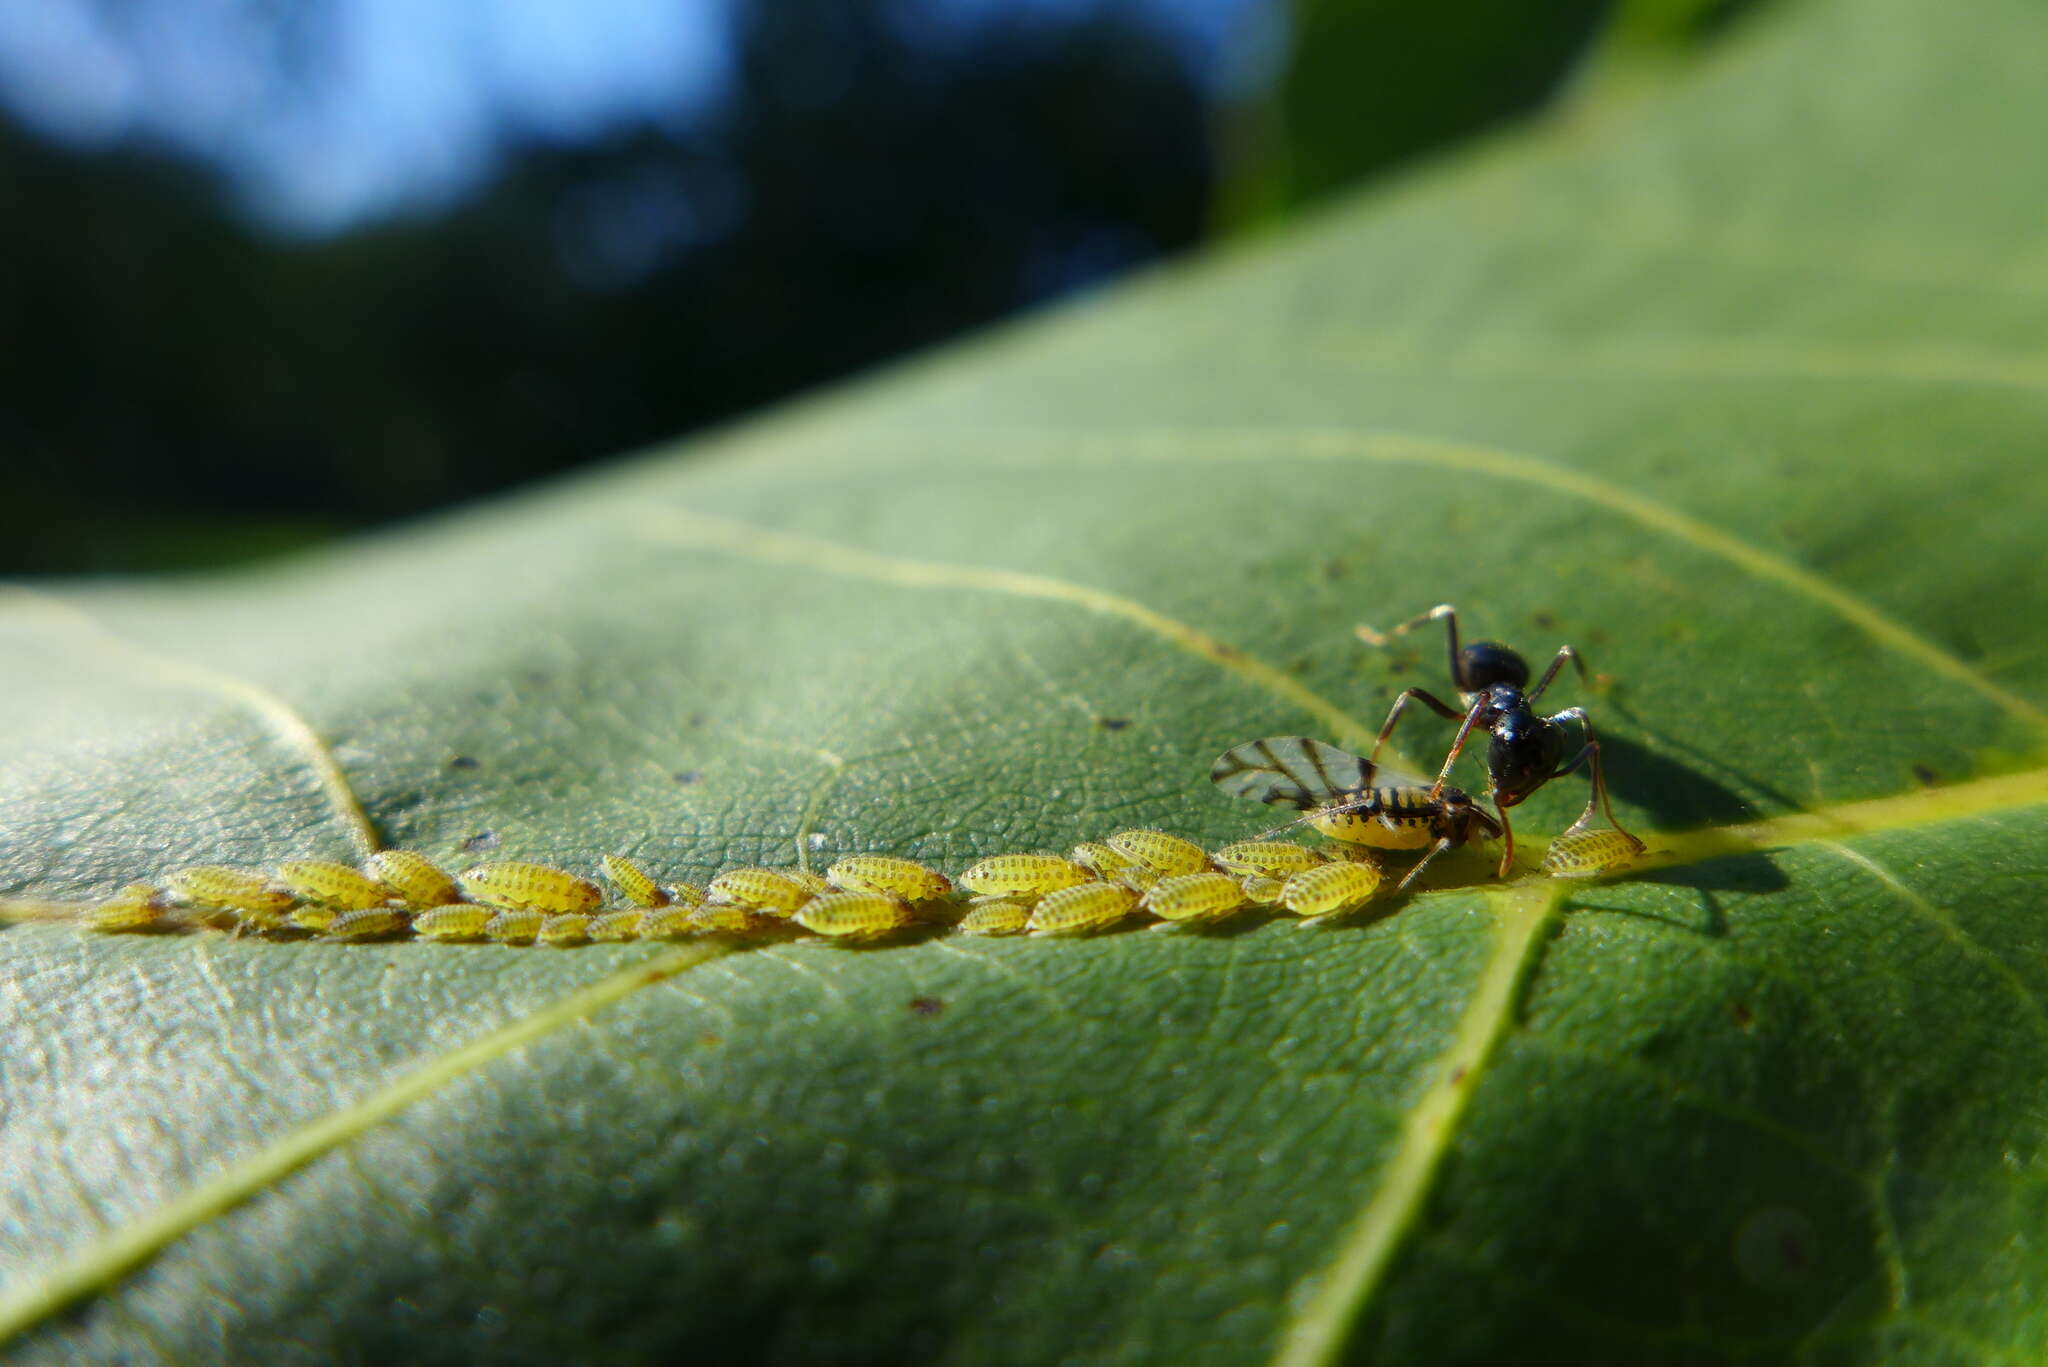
{"left": 1459, "top": 640, "right": 1529, "bottom": 692}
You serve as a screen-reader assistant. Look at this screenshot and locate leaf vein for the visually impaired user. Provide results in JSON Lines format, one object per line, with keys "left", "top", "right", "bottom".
{"left": 0, "top": 588, "right": 383, "bottom": 858}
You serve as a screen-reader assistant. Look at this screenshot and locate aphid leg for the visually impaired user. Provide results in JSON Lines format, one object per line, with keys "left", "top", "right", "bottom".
{"left": 1393, "top": 836, "right": 1457, "bottom": 895}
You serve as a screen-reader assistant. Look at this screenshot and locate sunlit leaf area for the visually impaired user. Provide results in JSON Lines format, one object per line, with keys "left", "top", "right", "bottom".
{"left": 5, "top": 0, "right": 2048, "bottom": 1362}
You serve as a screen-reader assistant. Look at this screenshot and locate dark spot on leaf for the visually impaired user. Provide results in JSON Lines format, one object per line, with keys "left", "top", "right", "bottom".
{"left": 687, "top": 714, "right": 706, "bottom": 728}
{"left": 1388, "top": 660, "right": 1408, "bottom": 676}
{"left": 1095, "top": 717, "right": 1131, "bottom": 732}
{"left": 1214, "top": 645, "right": 1244, "bottom": 661}
{"left": 1730, "top": 1001, "right": 1754, "bottom": 1029}
{"left": 674, "top": 771, "right": 703, "bottom": 786}
{"left": 1319, "top": 559, "right": 1346, "bottom": 580}
{"left": 1289, "top": 657, "right": 1314, "bottom": 675}
{"left": 1532, "top": 611, "right": 1556, "bottom": 629}
{"left": 522, "top": 671, "right": 550, "bottom": 689}
{"left": 1734, "top": 1206, "right": 1817, "bottom": 1292}
{"left": 698, "top": 1032, "right": 724, "bottom": 1048}
{"left": 447, "top": 755, "right": 480, "bottom": 771}
{"left": 908, "top": 996, "right": 945, "bottom": 1017}
{"left": 1449, "top": 1066, "right": 1468, "bottom": 1085}
{"left": 461, "top": 831, "right": 500, "bottom": 853}
{"left": 1912, "top": 764, "right": 1938, "bottom": 786}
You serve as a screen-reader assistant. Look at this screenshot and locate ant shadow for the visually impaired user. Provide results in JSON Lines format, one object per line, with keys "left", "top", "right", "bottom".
{"left": 1594, "top": 731, "right": 1791, "bottom": 830}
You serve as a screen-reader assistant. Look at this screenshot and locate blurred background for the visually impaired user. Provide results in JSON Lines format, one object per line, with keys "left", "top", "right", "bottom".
{"left": 0, "top": 0, "right": 1746, "bottom": 576}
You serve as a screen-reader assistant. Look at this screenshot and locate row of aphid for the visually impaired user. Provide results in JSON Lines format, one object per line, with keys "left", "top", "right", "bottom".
{"left": 83, "top": 831, "right": 1408, "bottom": 946}
{"left": 83, "top": 824, "right": 1637, "bottom": 947}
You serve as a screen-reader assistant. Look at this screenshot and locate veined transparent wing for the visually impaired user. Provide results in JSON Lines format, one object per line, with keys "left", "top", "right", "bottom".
{"left": 1209, "top": 736, "right": 1381, "bottom": 811}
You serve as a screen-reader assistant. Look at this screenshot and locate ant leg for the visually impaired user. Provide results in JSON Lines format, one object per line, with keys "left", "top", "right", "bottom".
{"left": 1367, "top": 687, "right": 1467, "bottom": 774}
{"left": 1493, "top": 803, "right": 1516, "bottom": 879}
{"left": 1418, "top": 694, "right": 1492, "bottom": 798}
{"left": 1356, "top": 604, "right": 1468, "bottom": 690}
{"left": 1545, "top": 710, "right": 1643, "bottom": 850}
{"left": 1525, "top": 645, "right": 1589, "bottom": 707}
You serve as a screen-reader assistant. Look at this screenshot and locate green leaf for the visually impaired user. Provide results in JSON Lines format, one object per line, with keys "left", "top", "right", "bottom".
{"left": 7, "top": 0, "right": 2048, "bottom": 1360}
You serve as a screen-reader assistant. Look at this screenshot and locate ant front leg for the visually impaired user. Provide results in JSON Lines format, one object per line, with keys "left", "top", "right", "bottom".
{"left": 1367, "top": 686, "right": 1469, "bottom": 778}
{"left": 1489, "top": 802, "right": 1517, "bottom": 880}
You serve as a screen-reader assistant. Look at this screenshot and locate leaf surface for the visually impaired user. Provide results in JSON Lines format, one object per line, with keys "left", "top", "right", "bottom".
{"left": 7, "top": 0, "right": 2048, "bottom": 1362}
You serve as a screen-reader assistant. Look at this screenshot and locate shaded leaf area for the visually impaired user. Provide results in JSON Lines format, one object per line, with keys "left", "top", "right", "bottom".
{"left": 7, "top": 0, "right": 2048, "bottom": 1361}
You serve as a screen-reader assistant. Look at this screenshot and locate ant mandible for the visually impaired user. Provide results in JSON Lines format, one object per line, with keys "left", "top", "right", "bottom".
{"left": 1355, "top": 604, "right": 1642, "bottom": 878}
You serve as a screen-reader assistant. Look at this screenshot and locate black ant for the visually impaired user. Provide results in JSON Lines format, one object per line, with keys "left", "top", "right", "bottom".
{"left": 1354, "top": 604, "right": 1641, "bottom": 877}
{"left": 1210, "top": 735, "right": 1504, "bottom": 893}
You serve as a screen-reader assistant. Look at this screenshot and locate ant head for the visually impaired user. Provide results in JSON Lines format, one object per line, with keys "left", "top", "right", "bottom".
{"left": 1486, "top": 715, "right": 1568, "bottom": 806}
{"left": 1459, "top": 640, "right": 1529, "bottom": 693}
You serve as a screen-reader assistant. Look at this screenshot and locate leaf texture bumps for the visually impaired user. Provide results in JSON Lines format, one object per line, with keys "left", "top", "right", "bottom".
{"left": 7, "top": 0, "right": 2048, "bottom": 1361}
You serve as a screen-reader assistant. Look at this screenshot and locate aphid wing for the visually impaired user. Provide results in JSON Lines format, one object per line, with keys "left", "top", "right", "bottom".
{"left": 1209, "top": 737, "right": 1377, "bottom": 811}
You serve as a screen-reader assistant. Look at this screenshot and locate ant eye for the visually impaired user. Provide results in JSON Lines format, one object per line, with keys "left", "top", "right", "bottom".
{"left": 1460, "top": 641, "right": 1529, "bottom": 690}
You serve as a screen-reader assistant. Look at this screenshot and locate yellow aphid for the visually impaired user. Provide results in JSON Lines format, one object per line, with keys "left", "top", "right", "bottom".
{"left": 1238, "top": 875, "right": 1287, "bottom": 906}
{"left": 638, "top": 907, "right": 702, "bottom": 939}
{"left": 786, "top": 869, "right": 833, "bottom": 897}
{"left": 165, "top": 866, "right": 296, "bottom": 919}
{"left": 1113, "top": 865, "right": 1161, "bottom": 894}
{"left": 483, "top": 910, "right": 547, "bottom": 945}
{"left": 687, "top": 904, "right": 788, "bottom": 937}
{"left": 539, "top": 913, "right": 592, "bottom": 946}
{"left": 1070, "top": 841, "right": 1141, "bottom": 878}
{"left": 1540, "top": 828, "right": 1647, "bottom": 878}
{"left": 1280, "top": 861, "right": 1384, "bottom": 919}
{"left": 826, "top": 854, "right": 952, "bottom": 902}
{"left": 794, "top": 891, "right": 917, "bottom": 940}
{"left": 958, "top": 854, "right": 1090, "bottom": 898}
{"left": 668, "top": 880, "right": 707, "bottom": 910}
{"left": 324, "top": 908, "right": 409, "bottom": 942}
{"left": 412, "top": 905, "right": 495, "bottom": 942}
{"left": 587, "top": 910, "right": 646, "bottom": 941}
{"left": 458, "top": 861, "right": 602, "bottom": 916}
{"left": 272, "top": 860, "right": 388, "bottom": 910}
{"left": 1026, "top": 882, "right": 1139, "bottom": 937}
{"left": 365, "top": 851, "right": 461, "bottom": 910}
{"left": 956, "top": 898, "right": 1032, "bottom": 937}
{"left": 1106, "top": 829, "right": 1211, "bottom": 876}
{"left": 87, "top": 883, "right": 171, "bottom": 933}
{"left": 600, "top": 855, "right": 670, "bottom": 908}
{"left": 705, "top": 868, "right": 808, "bottom": 915}
{"left": 1140, "top": 872, "right": 1248, "bottom": 924}
{"left": 288, "top": 904, "right": 339, "bottom": 933}
{"left": 1213, "top": 841, "right": 1326, "bottom": 879}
